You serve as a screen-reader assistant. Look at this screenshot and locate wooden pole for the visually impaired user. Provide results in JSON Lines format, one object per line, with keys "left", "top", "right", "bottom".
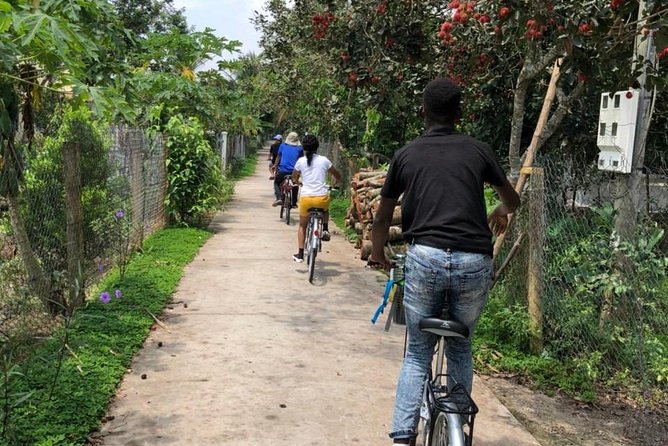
{"left": 527, "top": 168, "right": 545, "bottom": 354}
{"left": 493, "top": 58, "right": 563, "bottom": 258}
{"left": 491, "top": 232, "right": 526, "bottom": 290}
{"left": 63, "top": 141, "right": 84, "bottom": 309}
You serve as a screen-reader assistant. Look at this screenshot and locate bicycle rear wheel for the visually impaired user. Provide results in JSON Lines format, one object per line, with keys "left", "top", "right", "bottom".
{"left": 419, "top": 409, "right": 436, "bottom": 446}
{"left": 285, "top": 191, "right": 292, "bottom": 225}
{"left": 428, "top": 411, "right": 451, "bottom": 446}
{"left": 308, "top": 246, "right": 317, "bottom": 283}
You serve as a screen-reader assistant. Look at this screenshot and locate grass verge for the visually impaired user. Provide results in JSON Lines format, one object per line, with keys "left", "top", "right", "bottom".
{"left": 230, "top": 153, "right": 258, "bottom": 179}
{"left": 4, "top": 228, "right": 212, "bottom": 446}
{"left": 329, "top": 194, "right": 358, "bottom": 243}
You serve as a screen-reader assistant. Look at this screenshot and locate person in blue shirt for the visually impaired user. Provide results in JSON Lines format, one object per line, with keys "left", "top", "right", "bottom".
{"left": 272, "top": 132, "right": 303, "bottom": 207}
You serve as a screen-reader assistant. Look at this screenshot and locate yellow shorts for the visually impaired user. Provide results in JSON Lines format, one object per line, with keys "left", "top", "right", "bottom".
{"left": 299, "top": 195, "right": 330, "bottom": 217}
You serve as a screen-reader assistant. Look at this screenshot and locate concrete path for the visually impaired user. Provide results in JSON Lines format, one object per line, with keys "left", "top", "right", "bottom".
{"left": 100, "top": 149, "right": 541, "bottom": 446}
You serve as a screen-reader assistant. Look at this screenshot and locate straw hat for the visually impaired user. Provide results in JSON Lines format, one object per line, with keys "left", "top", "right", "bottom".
{"left": 284, "top": 132, "right": 300, "bottom": 146}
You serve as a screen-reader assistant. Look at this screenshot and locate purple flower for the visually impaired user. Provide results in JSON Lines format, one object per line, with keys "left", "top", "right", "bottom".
{"left": 99, "top": 292, "right": 111, "bottom": 304}
{"left": 114, "top": 289, "right": 122, "bottom": 299}
{"left": 97, "top": 262, "right": 104, "bottom": 273}
{"left": 115, "top": 209, "right": 125, "bottom": 219}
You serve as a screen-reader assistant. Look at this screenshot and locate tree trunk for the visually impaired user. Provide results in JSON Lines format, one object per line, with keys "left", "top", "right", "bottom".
{"left": 508, "top": 75, "right": 530, "bottom": 181}
{"left": 603, "top": 3, "right": 655, "bottom": 327}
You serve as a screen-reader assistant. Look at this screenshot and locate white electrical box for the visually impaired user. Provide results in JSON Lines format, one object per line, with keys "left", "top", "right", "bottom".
{"left": 596, "top": 89, "right": 640, "bottom": 173}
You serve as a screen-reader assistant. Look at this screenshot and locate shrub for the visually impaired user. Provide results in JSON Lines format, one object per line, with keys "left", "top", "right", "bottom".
{"left": 161, "top": 114, "right": 226, "bottom": 225}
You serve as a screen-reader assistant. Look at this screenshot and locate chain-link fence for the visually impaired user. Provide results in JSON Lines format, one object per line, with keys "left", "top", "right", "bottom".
{"left": 108, "top": 126, "right": 167, "bottom": 245}
{"left": 491, "top": 153, "right": 668, "bottom": 392}
{"left": 0, "top": 125, "right": 167, "bottom": 327}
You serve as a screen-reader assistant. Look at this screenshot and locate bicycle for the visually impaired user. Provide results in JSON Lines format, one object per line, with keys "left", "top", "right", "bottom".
{"left": 279, "top": 176, "right": 294, "bottom": 225}
{"left": 303, "top": 186, "right": 337, "bottom": 283}
{"left": 370, "top": 255, "right": 478, "bottom": 446}
{"left": 371, "top": 253, "right": 406, "bottom": 331}
{"left": 416, "top": 317, "right": 478, "bottom": 446}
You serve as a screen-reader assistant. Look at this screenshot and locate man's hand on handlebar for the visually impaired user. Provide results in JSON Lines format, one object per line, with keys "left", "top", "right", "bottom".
{"left": 367, "top": 254, "right": 391, "bottom": 271}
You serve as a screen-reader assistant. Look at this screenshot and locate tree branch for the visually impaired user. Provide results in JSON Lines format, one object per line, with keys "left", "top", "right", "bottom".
{"left": 525, "top": 44, "right": 563, "bottom": 80}
{"left": 538, "top": 81, "right": 587, "bottom": 148}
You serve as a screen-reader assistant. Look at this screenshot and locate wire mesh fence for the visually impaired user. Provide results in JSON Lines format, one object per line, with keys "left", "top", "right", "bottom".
{"left": 491, "top": 153, "right": 668, "bottom": 393}
{"left": 0, "top": 125, "right": 167, "bottom": 328}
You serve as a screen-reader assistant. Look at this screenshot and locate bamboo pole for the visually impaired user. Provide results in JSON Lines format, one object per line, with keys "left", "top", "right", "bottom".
{"left": 493, "top": 58, "right": 563, "bottom": 258}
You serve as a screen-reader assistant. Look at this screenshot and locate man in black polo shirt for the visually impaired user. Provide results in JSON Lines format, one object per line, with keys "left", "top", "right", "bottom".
{"left": 370, "top": 77, "right": 520, "bottom": 445}
{"left": 267, "top": 134, "right": 282, "bottom": 179}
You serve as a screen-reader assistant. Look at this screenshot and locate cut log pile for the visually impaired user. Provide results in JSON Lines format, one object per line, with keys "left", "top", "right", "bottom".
{"left": 343, "top": 169, "right": 405, "bottom": 261}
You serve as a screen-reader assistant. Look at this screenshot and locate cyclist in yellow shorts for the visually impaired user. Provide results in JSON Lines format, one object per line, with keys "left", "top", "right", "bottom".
{"left": 291, "top": 134, "right": 342, "bottom": 262}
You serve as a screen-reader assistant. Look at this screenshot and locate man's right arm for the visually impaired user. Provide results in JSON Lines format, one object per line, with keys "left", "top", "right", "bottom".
{"left": 488, "top": 180, "right": 520, "bottom": 236}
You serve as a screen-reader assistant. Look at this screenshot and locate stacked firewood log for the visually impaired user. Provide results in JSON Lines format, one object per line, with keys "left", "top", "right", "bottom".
{"left": 344, "top": 169, "right": 405, "bottom": 260}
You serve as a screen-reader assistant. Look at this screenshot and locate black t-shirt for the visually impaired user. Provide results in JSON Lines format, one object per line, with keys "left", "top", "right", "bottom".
{"left": 380, "top": 126, "right": 508, "bottom": 255}
{"left": 269, "top": 141, "right": 281, "bottom": 163}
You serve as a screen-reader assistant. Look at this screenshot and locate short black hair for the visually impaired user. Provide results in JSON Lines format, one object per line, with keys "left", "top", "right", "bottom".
{"left": 302, "top": 134, "right": 319, "bottom": 151}
{"left": 423, "top": 78, "right": 461, "bottom": 125}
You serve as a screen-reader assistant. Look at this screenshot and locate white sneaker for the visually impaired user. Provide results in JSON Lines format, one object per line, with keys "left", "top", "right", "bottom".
{"left": 293, "top": 254, "right": 304, "bottom": 263}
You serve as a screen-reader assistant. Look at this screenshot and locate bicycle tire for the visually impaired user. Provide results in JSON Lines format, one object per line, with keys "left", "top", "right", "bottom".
{"left": 285, "top": 191, "right": 291, "bottom": 225}
{"left": 420, "top": 408, "right": 436, "bottom": 446}
{"left": 429, "top": 411, "right": 470, "bottom": 446}
{"left": 280, "top": 202, "right": 285, "bottom": 219}
{"left": 304, "top": 219, "right": 312, "bottom": 257}
{"left": 308, "top": 246, "right": 317, "bottom": 283}
{"left": 429, "top": 411, "right": 450, "bottom": 446}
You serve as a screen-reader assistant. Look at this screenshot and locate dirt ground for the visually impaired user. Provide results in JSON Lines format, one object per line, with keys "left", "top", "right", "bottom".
{"left": 482, "top": 375, "right": 668, "bottom": 446}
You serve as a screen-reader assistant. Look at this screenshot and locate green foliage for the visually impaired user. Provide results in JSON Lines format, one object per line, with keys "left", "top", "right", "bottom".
{"left": 111, "top": 0, "right": 188, "bottom": 37}
{"left": 329, "top": 193, "right": 359, "bottom": 243}
{"left": 160, "top": 113, "right": 226, "bottom": 225}
{"left": 480, "top": 207, "right": 668, "bottom": 399}
{"left": 0, "top": 0, "right": 134, "bottom": 121}
{"left": 0, "top": 227, "right": 211, "bottom": 445}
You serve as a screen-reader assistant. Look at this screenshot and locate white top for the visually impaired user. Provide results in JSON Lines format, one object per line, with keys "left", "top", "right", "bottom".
{"left": 294, "top": 154, "right": 333, "bottom": 196}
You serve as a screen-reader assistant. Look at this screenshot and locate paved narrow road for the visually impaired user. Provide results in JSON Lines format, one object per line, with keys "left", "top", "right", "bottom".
{"left": 100, "top": 149, "right": 540, "bottom": 446}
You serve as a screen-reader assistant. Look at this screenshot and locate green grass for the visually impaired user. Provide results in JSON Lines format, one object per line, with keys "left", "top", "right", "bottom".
{"left": 3, "top": 228, "right": 212, "bottom": 446}
{"left": 230, "top": 153, "right": 258, "bottom": 179}
{"left": 329, "top": 194, "right": 359, "bottom": 242}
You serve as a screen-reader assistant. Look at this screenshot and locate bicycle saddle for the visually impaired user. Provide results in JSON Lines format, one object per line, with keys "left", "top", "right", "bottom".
{"left": 419, "top": 318, "right": 469, "bottom": 338}
{"left": 308, "top": 207, "right": 326, "bottom": 213}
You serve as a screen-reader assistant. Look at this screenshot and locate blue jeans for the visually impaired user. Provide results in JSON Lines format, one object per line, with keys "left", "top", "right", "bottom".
{"left": 390, "top": 244, "right": 493, "bottom": 441}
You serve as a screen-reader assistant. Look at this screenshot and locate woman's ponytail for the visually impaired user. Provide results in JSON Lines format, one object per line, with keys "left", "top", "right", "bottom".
{"left": 301, "top": 134, "right": 320, "bottom": 167}
{"left": 305, "top": 150, "right": 315, "bottom": 166}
